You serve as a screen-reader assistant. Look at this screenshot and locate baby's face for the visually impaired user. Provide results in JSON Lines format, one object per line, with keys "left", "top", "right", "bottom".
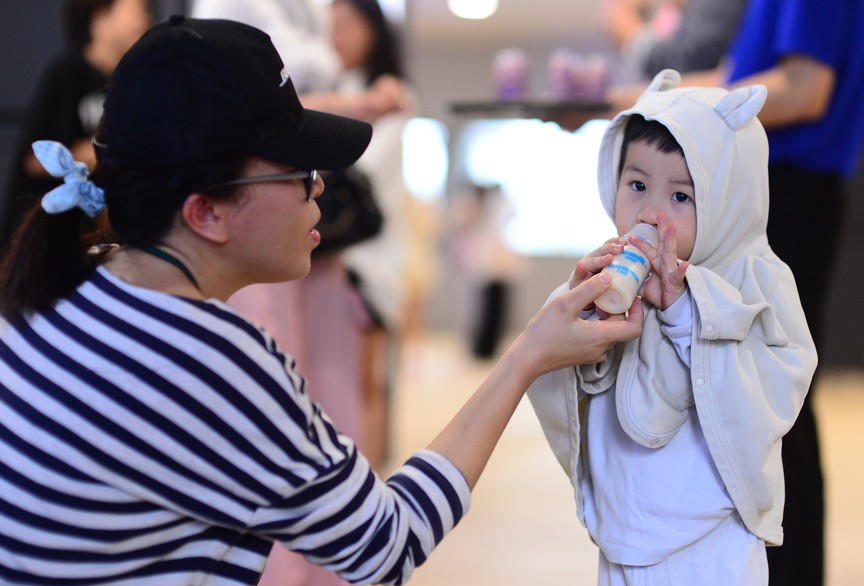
{"left": 614, "top": 140, "right": 696, "bottom": 261}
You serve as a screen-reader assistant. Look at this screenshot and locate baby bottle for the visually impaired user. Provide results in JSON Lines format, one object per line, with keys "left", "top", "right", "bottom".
{"left": 595, "top": 223, "right": 658, "bottom": 314}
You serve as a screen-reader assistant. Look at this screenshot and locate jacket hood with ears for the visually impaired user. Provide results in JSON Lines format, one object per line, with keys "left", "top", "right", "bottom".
{"left": 598, "top": 69, "right": 769, "bottom": 270}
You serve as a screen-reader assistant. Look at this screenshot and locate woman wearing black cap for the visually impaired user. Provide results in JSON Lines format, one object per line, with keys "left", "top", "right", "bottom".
{"left": 0, "top": 16, "right": 642, "bottom": 585}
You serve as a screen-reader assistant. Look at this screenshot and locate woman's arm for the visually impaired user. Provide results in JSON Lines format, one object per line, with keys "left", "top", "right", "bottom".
{"left": 302, "top": 75, "right": 414, "bottom": 123}
{"left": 427, "top": 273, "right": 643, "bottom": 488}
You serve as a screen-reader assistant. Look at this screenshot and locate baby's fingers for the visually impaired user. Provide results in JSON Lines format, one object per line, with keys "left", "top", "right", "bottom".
{"left": 581, "top": 252, "right": 616, "bottom": 276}
{"left": 570, "top": 260, "right": 589, "bottom": 289}
{"left": 627, "top": 232, "right": 658, "bottom": 264}
{"left": 589, "top": 237, "right": 627, "bottom": 261}
{"left": 660, "top": 221, "right": 679, "bottom": 265}
{"left": 669, "top": 260, "right": 689, "bottom": 288}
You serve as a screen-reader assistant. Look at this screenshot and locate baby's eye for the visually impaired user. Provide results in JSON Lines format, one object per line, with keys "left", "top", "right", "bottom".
{"left": 629, "top": 181, "right": 646, "bottom": 192}
{"left": 671, "top": 192, "right": 692, "bottom": 203}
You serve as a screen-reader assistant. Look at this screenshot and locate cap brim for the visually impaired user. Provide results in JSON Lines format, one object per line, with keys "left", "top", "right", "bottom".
{"left": 247, "top": 109, "right": 373, "bottom": 171}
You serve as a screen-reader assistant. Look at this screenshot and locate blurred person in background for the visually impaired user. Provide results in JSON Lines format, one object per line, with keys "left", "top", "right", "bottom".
{"left": 448, "top": 183, "right": 522, "bottom": 360}
{"left": 190, "top": 0, "right": 341, "bottom": 93}
{"left": 603, "top": 0, "right": 748, "bottom": 83}
{"left": 1, "top": 0, "right": 152, "bottom": 251}
{"left": 303, "top": 0, "right": 411, "bottom": 121}
{"left": 717, "top": 4, "right": 864, "bottom": 584}
{"left": 548, "top": 0, "right": 747, "bottom": 135}
{"left": 322, "top": 0, "right": 442, "bottom": 395}
{"left": 316, "top": 0, "right": 416, "bottom": 473}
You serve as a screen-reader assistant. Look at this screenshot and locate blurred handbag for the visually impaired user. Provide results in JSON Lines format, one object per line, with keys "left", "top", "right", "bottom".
{"left": 313, "top": 166, "right": 384, "bottom": 255}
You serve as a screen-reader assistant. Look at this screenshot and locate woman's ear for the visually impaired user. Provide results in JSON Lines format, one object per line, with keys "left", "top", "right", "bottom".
{"left": 180, "top": 193, "right": 230, "bottom": 244}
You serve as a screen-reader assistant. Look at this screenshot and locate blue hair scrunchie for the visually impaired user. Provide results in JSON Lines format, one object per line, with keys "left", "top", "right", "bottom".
{"left": 32, "top": 140, "right": 106, "bottom": 218}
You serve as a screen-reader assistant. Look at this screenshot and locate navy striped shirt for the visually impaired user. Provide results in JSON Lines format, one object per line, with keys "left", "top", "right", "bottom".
{"left": 0, "top": 267, "right": 470, "bottom": 585}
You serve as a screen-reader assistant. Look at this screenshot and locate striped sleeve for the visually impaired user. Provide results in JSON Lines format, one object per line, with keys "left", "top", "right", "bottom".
{"left": 249, "top": 448, "right": 470, "bottom": 585}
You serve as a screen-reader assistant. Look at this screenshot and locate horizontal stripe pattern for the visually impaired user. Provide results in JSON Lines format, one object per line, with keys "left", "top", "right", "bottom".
{"left": 0, "top": 268, "right": 471, "bottom": 584}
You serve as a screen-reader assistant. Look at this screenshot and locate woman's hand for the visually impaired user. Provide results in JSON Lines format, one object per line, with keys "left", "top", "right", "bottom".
{"left": 515, "top": 272, "right": 644, "bottom": 380}
{"left": 427, "top": 272, "right": 642, "bottom": 489}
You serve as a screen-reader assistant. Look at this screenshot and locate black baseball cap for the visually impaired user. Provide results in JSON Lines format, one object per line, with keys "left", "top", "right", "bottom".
{"left": 95, "top": 15, "right": 372, "bottom": 171}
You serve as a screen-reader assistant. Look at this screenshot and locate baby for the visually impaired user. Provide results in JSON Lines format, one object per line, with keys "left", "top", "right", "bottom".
{"left": 528, "top": 70, "right": 817, "bottom": 585}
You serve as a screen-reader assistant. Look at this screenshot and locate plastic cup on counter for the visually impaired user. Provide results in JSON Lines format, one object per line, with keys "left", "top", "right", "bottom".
{"left": 493, "top": 48, "right": 528, "bottom": 101}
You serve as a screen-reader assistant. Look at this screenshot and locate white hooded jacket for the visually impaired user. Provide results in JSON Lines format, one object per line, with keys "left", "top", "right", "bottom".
{"left": 528, "top": 70, "right": 817, "bottom": 546}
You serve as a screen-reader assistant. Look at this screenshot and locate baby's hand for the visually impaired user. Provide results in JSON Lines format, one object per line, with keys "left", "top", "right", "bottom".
{"left": 569, "top": 236, "right": 627, "bottom": 290}
{"left": 628, "top": 213, "right": 689, "bottom": 310}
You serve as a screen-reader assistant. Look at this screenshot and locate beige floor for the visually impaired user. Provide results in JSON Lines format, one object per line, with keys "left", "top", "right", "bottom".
{"left": 388, "top": 332, "right": 864, "bottom": 586}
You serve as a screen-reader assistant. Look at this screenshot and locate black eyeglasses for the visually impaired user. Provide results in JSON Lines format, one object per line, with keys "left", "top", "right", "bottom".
{"left": 202, "top": 170, "right": 319, "bottom": 201}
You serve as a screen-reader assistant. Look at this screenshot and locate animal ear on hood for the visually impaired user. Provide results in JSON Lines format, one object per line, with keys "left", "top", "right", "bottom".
{"left": 639, "top": 69, "right": 682, "bottom": 99}
{"left": 714, "top": 85, "right": 767, "bottom": 130}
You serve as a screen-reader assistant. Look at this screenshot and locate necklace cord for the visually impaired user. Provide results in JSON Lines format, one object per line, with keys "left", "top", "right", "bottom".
{"left": 139, "top": 245, "right": 201, "bottom": 291}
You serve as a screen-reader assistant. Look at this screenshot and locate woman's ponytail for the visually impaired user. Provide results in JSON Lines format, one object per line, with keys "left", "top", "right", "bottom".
{"left": 0, "top": 205, "right": 109, "bottom": 318}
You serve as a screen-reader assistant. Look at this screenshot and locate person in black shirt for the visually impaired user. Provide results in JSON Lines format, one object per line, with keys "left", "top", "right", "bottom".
{"left": 1, "top": 0, "right": 151, "bottom": 249}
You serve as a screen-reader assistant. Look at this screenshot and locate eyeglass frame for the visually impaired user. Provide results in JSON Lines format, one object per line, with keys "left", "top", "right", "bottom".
{"left": 201, "top": 169, "right": 319, "bottom": 201}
